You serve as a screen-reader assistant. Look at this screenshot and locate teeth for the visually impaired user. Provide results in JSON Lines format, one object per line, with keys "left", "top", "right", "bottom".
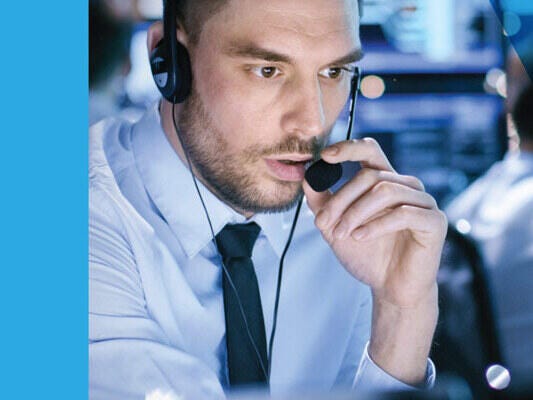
{"left": 276, "top": 159, "right": 313, "bottom": 165}
{"left": 280, "top": 160, "right": 299, "bottom": 165}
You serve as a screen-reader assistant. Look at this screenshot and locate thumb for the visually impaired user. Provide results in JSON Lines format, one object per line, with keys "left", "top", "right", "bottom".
{"left": 302, "top": 180, "right": 332, "bottom": 216}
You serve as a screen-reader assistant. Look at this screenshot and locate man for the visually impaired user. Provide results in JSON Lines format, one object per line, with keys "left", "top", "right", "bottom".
{"left": 89, "top": 0, "right": 447, "bottom": 398}
{"left": 446, "top": 41, "right": 533, "bottom": 387}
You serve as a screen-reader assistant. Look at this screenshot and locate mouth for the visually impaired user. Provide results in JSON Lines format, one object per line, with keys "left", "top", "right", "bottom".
{"left": 264, "top": 154, "right": 314, "bottom": 182}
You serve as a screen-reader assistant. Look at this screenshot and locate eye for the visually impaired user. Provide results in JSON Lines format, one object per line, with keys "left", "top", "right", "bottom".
{"left": 320, "top": 67, "right": 343, "bottom": 79}
{"left": 250, "top": 66, "right": 281, "bottom": 79}
{"left": 319, "top": 65, "right": 355, "bottom": 80}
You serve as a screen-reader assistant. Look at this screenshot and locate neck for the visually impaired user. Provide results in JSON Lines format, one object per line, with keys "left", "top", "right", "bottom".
{"left": 159, "top": 99, "right": 188, "bottom": 166}
{"left": 159, "top": 99, "right": 255, "bottom": 219}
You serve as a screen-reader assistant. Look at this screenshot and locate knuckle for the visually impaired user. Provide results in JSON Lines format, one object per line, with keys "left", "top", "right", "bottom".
{"left": 339, "top": 205, "right": 355, "bottom": 222}
{"left": 422, "top": 192, "right": 438, "bottom": 209}
{"left": 360, "top": 168, "right": 379, "bottom": 185}
{"left": 374, "top": 181, "right": 396, "bottom": 197}
{"left": 436, "top": 209, "right": 448, "bottom": 229}
{"left": 398, "top": 205, "right": 413, "bottom": 220}
{"left": 427, "top": 209, "right": 448, "bottom": 239}
{"left": 362, "top": 137, "right": 378, "bottom": 148}
{"left": 405, "top": 175, "right": 425, "bottom": 191}
{"left": 362, "top": 137, "right": 383, "bottom": 154}
{"left": 324, "top": 199, "right": 340, "bottom": 218}
{"left": 349, "top": 138, "right": 360, "bottom": 149}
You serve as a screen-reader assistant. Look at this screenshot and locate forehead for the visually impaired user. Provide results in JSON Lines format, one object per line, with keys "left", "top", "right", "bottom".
{"left": 200, "top": 0, "right": 361, "bottom": 60}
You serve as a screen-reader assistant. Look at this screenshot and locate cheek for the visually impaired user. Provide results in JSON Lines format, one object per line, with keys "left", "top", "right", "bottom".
{"left": 193, "top": 62, "right": 270, "bottom": 148}
{"left": 193, "top": 58, "right": 284, "bottom": 149}
{"left": 324, "top": 83, "right": 352, "bottom": 124}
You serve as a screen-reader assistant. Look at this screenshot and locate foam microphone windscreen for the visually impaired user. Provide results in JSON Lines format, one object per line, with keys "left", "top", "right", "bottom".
{"left": 305, "top": 159, "right": 343, "bottom": 192}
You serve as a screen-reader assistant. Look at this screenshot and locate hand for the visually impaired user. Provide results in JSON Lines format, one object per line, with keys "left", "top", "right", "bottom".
{"left": 303, "top": 139, "right": 447, "bottom": 385}
{"left": 303, "top": 138, "right": 447, "bottom": 384}
{"left": 303, "top": 138, "right": 447, "bottom": 308}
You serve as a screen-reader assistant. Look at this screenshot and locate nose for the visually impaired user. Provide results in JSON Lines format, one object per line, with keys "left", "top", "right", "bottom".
{"left": 280, "top": 77, "right": 327, "bottom": 138}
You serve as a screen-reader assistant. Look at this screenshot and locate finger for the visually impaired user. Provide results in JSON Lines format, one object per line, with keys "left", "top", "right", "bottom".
{"left": 332, "top": 182, "right": 438, "bottom": 240}
{"left": 350, "top": 206, "right": 448, "bottom": 242}
{"left": 302, "top": 180, "right": 332, "bottom": 217}
{"left": 319, "top": 168, "right": 425, "bottom": 230}
{"left": 321, "top": 138, "right": 394, "bottom": 171}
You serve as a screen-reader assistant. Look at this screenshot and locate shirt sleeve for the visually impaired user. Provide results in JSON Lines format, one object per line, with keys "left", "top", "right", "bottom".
{"left": 89, "top": 186, "right": 226, "bottom": 400}
{"left": 353, "top": 343, "right": 436, "bottom": 392}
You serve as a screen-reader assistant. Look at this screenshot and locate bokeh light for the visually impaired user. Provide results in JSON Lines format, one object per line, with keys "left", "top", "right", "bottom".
{"left": 503, "top": 11, "right": 521, "bottom": 37}
{"left": 361, "top": 75, "right": 386, "bottom": 99}
{"left": 486, "top": 365, "right": 511, "bottom": 390}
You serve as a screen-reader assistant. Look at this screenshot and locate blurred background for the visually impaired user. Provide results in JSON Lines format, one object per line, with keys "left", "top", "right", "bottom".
{"left": 89, "top": 0, "right": 532, "bottom": 399}
{"left": 89, "top": 0, "right": 529, "bottom": 204}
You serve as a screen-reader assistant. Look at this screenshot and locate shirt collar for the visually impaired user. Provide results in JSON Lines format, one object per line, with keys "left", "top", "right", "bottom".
{"left": 130, "top": 103, "right": 294, "bottom": 259}
{"left": 254, "top": 209, "right": 302, "bottom": 258}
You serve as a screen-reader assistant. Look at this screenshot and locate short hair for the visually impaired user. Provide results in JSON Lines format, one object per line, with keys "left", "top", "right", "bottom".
{"left": 176, "top": 0, "right": 362, "bottom": 45}
{"left": 512, "top": 83, "right": 533, "bottom": 142}
{"left": 175, "top": 0, "right": 228, "bottom": 45}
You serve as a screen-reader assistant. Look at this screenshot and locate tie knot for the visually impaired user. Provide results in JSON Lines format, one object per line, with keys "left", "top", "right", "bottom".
{"left": 215, "top": 222, "right": 261, "bottom": 260}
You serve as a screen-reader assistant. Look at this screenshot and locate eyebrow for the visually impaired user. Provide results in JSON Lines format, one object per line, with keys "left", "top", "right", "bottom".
{"left": 224, "top": 40, "right": 364, "bottom": 66}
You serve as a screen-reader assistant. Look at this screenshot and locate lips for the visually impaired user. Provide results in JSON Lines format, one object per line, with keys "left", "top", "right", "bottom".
{"left": 264, "top": 155, "right": 313, "bottom": 182}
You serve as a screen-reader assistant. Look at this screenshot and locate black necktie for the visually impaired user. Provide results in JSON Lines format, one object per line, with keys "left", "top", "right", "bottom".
{"left": 216, "top": 222, "right": 268, "bottom": 387}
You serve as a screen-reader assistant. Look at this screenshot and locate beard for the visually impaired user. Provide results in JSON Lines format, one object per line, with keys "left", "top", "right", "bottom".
{"left": 177, "top": 87, "right": 328, "bottom": 214}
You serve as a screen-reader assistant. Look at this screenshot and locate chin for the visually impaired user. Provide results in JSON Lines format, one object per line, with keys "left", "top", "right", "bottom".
{"left": 247, "top": 179, "right": 303, "bottom": 213}
{"left": 207, "top": 168, "right": 303, "bottom": 214}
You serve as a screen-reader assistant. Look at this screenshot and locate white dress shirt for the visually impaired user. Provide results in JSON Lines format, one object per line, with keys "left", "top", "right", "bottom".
{"left": 89, "top": 103, "right": 435, "bottom": 399}
{"left": 445, "top": 151, "right": 533, "bottom": 381}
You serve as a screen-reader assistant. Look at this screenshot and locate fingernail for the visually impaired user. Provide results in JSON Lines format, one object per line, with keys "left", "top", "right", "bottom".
{"left": 352, "top": 227, "right": 367, "bottom": 240}
{"left": 334, "top": 223, "right": 348, "bottom": 239}
{"left": 323, "top": 146, "right": 339, "bottom": 156}
{"left": 315, "top": 209, "right": 330, "bottom": 229}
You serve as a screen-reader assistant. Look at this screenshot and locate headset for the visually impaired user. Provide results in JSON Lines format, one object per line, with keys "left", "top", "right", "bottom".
{"left": 149, "top": 0, "right": 361, "bottom": 386}
{"left": 150, "top": 0, "right": 191, "bottom": 103}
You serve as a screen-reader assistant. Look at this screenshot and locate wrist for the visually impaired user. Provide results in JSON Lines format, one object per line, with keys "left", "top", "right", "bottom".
{"left": 369, "top": 284, "right": 438, "bottom": 386}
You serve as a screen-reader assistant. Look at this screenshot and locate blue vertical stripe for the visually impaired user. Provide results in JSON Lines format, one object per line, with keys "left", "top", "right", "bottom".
{"left": 0, "top": 0, "right": 88, "bottom": 398}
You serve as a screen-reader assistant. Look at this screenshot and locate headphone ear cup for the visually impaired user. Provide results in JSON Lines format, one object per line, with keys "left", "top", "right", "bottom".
{"left": 150, "top": 40, "right": 171, "bottom": 94}
{"left": 173, "top": 39, "right": 192, "bottom": 103}
{"left": 150, "top": 0, "right": 192, "bottom": 103}
{"left": 150, "top": 38, "right": 192, "bottom": 104}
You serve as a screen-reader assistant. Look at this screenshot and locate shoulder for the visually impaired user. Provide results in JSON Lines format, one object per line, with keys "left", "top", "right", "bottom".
{"left": 445, "top": 160, "right": 506, "bottom": 222}
{"left": 90, "top": 118, "right": 129, "bottom": 221}
{"left": 89, "top": 113, "right": 146, "bottom": 224}
{"left": 89, "top": 116, "right": 134, "bottom": 186}
{"left": 500, "top": 176, "right": 533, "bottom": 229}
{"left": 89, "top": 117, "right": 141, "bottom": 260}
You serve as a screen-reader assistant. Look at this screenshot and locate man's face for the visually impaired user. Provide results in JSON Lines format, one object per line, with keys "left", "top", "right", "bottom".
{"left": 179, "top": 0, "right": 362, "bottom": 214}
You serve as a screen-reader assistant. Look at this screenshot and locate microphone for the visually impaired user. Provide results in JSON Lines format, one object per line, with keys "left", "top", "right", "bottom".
{"left": 305, "top": 160, "right": 343, "bottom": 192}
{"left": 304, "top": 69, "right": 361, "bottom": 193}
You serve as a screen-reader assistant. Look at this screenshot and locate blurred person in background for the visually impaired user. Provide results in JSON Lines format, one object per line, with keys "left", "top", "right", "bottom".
{"left": 89, "top": 0, "right": 135, "bottom": 125}
{"left": 445, "top": 35, "right": 533, "bottom": 387}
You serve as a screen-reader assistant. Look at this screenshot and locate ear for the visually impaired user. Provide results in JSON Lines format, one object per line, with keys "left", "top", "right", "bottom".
{"left": 147, "top": 20, "right": 190, "bottom": 55}
{"left": 147, "top": 21, "right": 164, "bottom": 54}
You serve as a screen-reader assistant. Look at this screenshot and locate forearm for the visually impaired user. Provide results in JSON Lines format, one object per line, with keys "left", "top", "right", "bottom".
{"left": 368, "top": 284, "right": 438, "bottom": 386}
